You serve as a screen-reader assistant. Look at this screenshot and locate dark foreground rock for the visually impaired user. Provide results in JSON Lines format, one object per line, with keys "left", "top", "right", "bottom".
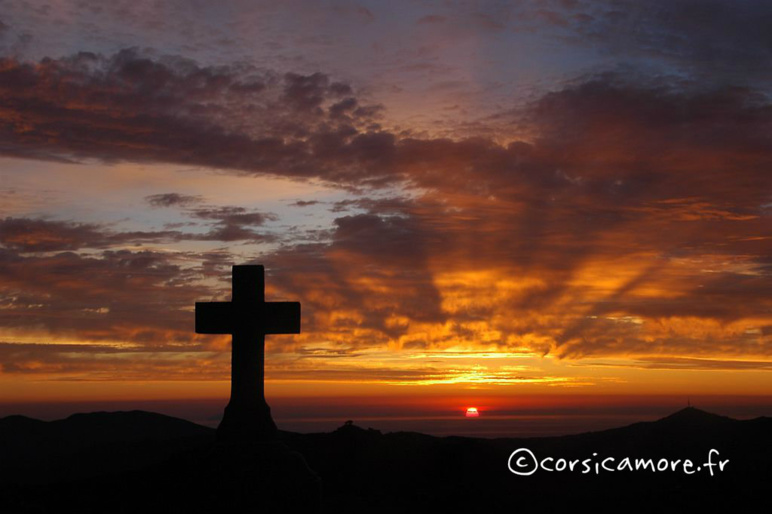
{"left": 0, "top": 408, "right": 768, "bottom": 513}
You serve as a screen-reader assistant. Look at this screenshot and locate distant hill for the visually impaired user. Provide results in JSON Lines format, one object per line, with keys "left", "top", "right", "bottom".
{"left": 0, "top": 410, "right": 213, "bottom": 449}
{"left": 0, "top": 407, "right": 768, "bottom": 513}
{"left": 0, "top": 410, "right": 214, "bottom": 484}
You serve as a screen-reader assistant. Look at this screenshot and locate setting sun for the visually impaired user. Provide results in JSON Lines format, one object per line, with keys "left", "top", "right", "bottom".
{"left": 465, "top": 407, "right": 480, "bottom": 418}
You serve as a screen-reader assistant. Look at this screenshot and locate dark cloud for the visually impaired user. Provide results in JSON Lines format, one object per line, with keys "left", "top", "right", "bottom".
{"left": 282, "top": 72, "right": 348, "bottom": 111}
{"left": 148, "top": 196, "right": 280, "bottom": 243}
{"left": 9, "top": 48, "right": 766, "bottom": 202}
{"left": 189, "top": 206, "right": 277, "bottom": 242}
{"left": 0, "top": 217, "right": 184, "bottom": 252}
{"left": 0, "top": 248, "right": 213, "bottom": 345}
{"left": 531, "top": 75, "right": 772, "bottom": 163}
{"left": 190, "top": 206, "right": 275, "bottom": 226}
{"left": 146, "top": 193, "right": 203, "bottom": 208}
{"left": 0, "top": 48, "right": 386, "bottom": 184}
{"left": 0, "top": 217, "right": 108, "bottom": 252}
{"left": 0, "top": 212, "right": 278, "bottom": 251}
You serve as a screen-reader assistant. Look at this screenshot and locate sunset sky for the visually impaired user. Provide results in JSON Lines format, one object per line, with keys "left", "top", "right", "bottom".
{"left": 1, "top": 0, "right": 770, "bottom": 434}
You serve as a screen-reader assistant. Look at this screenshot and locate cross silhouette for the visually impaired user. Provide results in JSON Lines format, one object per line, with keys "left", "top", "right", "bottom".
{"left": 196, "top": 265, "right": 300, "bottom": 442}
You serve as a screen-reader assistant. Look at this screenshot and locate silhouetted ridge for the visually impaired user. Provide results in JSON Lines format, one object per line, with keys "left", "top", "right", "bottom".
{"left": 59, "top": 410, "right": 212, "bottom": 442}
{"left": 0, "top": 414, "right": 46, "bottom": 430}
{"left": 0, "top": 410, "right": 215, "bottom": 484}
{"left": 655, "top": 407, "right": 734, "bottom": 427}
{"left": 0, "top": 407, "right": 768, "bottom": 512}
{"left": 0, "top": 410, "right": 213, "bottom": 450}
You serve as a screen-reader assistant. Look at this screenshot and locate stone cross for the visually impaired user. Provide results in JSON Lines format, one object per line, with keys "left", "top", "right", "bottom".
{"left": 196, "top": 265, "right": 300, "bottom": 442}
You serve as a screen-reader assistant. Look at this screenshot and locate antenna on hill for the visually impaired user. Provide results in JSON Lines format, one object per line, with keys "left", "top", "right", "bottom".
{"left": 687, "top": 397, "right": 691, "bottom": 408}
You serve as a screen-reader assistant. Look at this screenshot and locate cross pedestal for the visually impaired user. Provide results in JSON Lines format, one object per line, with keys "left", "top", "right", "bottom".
{"left": 196, "top": 265, "right": 300, "bottom": 442}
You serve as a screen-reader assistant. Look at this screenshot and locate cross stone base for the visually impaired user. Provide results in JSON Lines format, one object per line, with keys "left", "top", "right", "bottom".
{"left": 217, "top": 401, "right": 278, "bottom": 442}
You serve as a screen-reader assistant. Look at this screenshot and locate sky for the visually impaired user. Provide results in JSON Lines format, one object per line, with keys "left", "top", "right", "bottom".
{"left": 0, "top": 0, "right": 770, "bottom": 434}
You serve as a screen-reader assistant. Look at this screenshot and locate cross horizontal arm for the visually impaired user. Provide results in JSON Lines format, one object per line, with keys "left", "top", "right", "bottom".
{"left": 195, "top": 302, "right": 233, "bottom": 334}
{"left": 262, "top": 302, "right": 301, "bottom": 334}
{"left": 195, "top": 301, "right": 301, "bottom": 335}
